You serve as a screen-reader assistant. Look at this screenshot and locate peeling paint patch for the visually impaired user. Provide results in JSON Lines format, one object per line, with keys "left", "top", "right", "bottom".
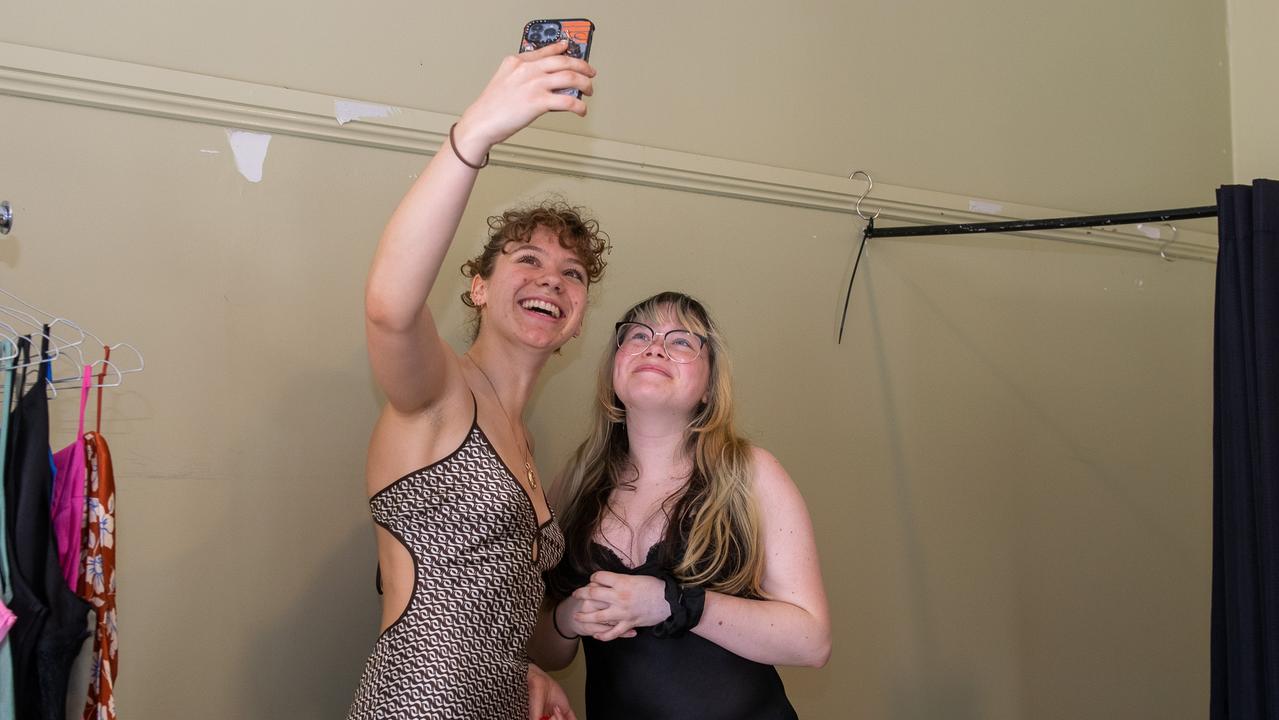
{"left": 226, "top": 129, "right": 272, "bottom": 183}
{"left": 1135, "top": 224, "right": 1162, "bottom": 240}
{"left": 334, "top": 100, "right": 400, "bottom": 126}
{"left": 968, "top": 199, "right": 1003, "bottom": 215}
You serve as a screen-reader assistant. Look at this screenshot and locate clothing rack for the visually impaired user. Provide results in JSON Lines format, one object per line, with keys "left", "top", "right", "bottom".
{"left": 837, "top": 177, "right": 1221, "bottom": 343}
{"left": 863, "top": 204, "right": 1219, "bottom": 239}
{"left": 0, "top": 287, "right": 145, "bottom": 392}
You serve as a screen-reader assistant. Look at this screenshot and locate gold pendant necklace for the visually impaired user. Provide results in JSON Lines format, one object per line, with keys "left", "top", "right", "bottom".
{"left": 465, "top": 353, "right": 538, "bottom": 490}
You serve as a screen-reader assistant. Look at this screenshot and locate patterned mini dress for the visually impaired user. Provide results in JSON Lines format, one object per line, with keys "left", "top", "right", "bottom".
{"left": 347, "top": 396, "right": 564, "bottom": 720}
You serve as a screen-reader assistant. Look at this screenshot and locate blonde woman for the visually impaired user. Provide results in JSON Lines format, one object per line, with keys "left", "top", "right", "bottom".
{"left": 530, "top": 292, "right": 830, "bottom": 718}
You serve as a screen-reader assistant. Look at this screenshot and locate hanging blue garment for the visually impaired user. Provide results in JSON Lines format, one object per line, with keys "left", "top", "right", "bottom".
{"left": 0, "top": 338, "right": 17, "bottom": 720}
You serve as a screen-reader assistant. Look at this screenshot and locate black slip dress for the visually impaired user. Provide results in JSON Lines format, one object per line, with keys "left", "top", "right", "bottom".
{"left": 5, "top": 333, "right": 92, "bottom": 719}
{"left": 552, "top": 535, "right": 799, "bottom": 720}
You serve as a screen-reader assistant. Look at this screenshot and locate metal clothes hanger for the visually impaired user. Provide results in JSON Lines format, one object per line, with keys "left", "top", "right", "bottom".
{"left": 1, "top": 323, "right": 62, "bottom": 370}
{"left": 48, "top": 337, "right": 143, "bottom": 384}
{"left": 105, "top": 342, "right": 144, "bottom": 376}
{"left": 0, "top": 318, "right": 20, "bottom": 350}
{"left": 0, "top": 288, "right": 87, "bottom": 365}
{"left": 0, "top": 288, "right": 144, "bottom": 383}
{"left": 0, "top": 306, "right": 75, "bottom": 369}
{"left": 49, "top": 358, "right": 124, "bottom": 390}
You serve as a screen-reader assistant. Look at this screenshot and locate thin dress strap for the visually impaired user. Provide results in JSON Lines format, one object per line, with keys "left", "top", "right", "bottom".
{"left": 95, "top": 345, "right": 110, "bottom": 435}
{"left": 75, "top": 365, "right": 90, "bottom": 439}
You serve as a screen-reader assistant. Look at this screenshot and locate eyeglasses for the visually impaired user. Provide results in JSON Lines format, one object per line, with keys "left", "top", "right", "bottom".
{"left": 614, "top": 322, "right": 707, "bottom": 364}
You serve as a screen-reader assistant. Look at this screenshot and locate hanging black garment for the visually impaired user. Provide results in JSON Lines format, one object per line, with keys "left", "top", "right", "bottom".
{"left": 5, "top": 333, "right": 92, "bottom": 720}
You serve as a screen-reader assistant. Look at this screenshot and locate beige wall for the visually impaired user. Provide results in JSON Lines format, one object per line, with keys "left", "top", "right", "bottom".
{"left": 1, "top": 0, "right": 1232, "bottom": 212}
{"left": 0, "top": 2, "right": 1229, "bottom": 718}
{"left": 1227, "top": 0, "right": 1279, "bottom": 181}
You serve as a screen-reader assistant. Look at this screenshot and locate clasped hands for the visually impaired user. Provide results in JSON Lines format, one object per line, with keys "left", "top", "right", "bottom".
{"left": 560, "top": 571, "right": 669, "bottom": 642}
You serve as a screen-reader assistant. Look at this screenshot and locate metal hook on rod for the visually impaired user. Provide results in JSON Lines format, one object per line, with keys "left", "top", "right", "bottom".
{"left": 1159, "top": 223, "right": 1178, "bottom": 262}
{"left": 838, "top": 171, "right": 877, "bottom": 344}
{"left": 849, "top": 171, "right": 881, "bottom": 221}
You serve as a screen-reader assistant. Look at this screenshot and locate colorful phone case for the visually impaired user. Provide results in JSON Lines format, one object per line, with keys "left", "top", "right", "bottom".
{"left": 519, "top": 19, "right": 595, "bottom": 98}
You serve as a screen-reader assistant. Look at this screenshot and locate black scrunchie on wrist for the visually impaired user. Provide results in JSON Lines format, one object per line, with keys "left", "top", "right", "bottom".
{"left": 651, "top": 575, "right": 706, "bottom": 639}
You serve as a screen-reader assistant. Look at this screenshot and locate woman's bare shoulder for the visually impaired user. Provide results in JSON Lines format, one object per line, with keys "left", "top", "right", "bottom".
{"left": 365, "top": 361, "right": 477, "bottom": 495}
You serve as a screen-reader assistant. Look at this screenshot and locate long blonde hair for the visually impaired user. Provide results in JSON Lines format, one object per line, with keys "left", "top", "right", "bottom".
{"left": 551, "top": 292, "right": 765, "bottom": 598}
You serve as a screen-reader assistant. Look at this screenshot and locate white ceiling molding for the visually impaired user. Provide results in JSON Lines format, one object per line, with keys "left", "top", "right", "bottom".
{"left": 0, "top": 41, "right": 1217, "bottom": 262}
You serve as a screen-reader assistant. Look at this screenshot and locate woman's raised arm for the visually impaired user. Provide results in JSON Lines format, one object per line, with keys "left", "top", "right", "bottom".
{"left": 364, "top": 42, "right": 595, "bottom": 413}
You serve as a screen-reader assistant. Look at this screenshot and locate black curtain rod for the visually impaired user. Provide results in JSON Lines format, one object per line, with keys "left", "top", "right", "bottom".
{"left": 865, "top": 204, "right": 1218, "bottom": 239}
{"left": 837, "top": 202, "right": 1219, "bottom": 343}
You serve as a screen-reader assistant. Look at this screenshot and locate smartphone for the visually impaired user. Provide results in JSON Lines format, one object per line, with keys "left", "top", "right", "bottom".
{"left": 519, "top": 19, "right": 595, "bottom": 98}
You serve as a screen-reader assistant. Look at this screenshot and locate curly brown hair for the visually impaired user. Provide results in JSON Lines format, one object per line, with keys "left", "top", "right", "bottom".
{"left": 459, "top": 200, "right": 610, "bottom": 337}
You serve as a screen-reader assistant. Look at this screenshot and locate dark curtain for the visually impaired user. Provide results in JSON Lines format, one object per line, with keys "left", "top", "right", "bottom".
{"left": 1212, "top": 178, "right": 1279, "bottom": 719}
